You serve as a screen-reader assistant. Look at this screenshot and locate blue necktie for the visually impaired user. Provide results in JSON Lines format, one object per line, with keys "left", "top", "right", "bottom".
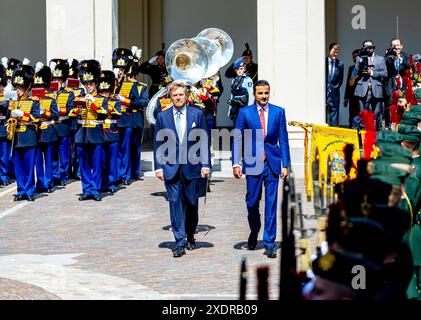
{"left": 175, "top": 110, "right": 183, "bottom": 140}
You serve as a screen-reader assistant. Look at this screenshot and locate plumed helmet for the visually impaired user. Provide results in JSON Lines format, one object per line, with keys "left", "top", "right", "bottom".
{"left": 98, "top": 70, "right": 116, "bottom": 93}
{"left": 33, "top": 62, "right": 52, "bottom": 89}
{"left": 12, "top": 64, "right": 35, "bottom": 90}
{"left": 78, "top": 59, "right": 101, "bottom": 84}
{"left": 49, "top": 58, "right": 70, "bottom": 81}
{"left": 67, "top": 58, "right": 79, "bottom": 79}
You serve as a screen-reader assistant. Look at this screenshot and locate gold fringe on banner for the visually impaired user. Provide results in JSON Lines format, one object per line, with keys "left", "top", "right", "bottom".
{"left": 289, "top": 122, "right": 365, "bottom": 202}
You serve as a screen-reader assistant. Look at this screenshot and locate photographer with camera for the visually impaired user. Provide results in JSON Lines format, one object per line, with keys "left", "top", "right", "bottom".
{"left": 228, "top": 59, "right": 254, "bottom": 126}
{"left": 384, "top": 38, "right": 411, "bottom": 128}
{"left": 353, "top": 40, "right": 387, "bottom": 130}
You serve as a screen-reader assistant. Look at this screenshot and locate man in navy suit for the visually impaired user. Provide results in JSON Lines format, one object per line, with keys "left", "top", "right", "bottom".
{"left": 232, "top": 80, "right": 291, "bottom": 258}
{"left": 326, "top": 43, "right": 344, "bottom": 127}
{"left": 154, "top": 81, "right": 210, "bottom": 258}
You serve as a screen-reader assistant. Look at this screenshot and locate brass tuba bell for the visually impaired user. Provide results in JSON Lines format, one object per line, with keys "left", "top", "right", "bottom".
{"left": 146, "top": 28, "right": 234, "bottom": 125}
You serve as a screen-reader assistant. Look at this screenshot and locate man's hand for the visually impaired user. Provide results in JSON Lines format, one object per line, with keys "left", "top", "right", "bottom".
{"left": 201, "top": 168, "right": 210, "bottom": 178}
{"left": 11, "top": 109, "right": 24, "bottom": 118}
{"left": 40, "top": 108, "right": 46, "bottom": 115}
{"left": 85, "top": 94, "right": 96, "bottom": 103}
{"left": 343, "top": 99, "right": 348, "bottom": 108}
{"left": 155, "top": 171, "right": 164, "bottom": 181}
{"left": 116, "top": 94, "right": 126, "bottom": 103}
{"left": 233, "top": 167, "right": 242, "bottom": 179}
{"left": 281, "top": 168, "right": 289, "bottom": 180}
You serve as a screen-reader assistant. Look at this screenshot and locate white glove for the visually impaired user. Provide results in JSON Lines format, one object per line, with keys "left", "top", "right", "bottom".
{"left": 11, "top": 109, "right": 24, "bottom": 118}
{"left": 40, "top": 108, "right": 46, "bottom": 115}
{"left": 148, "top": 56, "right": 158, "bottom": 64}
{"left": 116, "top": 94, "right": 126, "bottom": 103}
{"left": 85, "top": 94, "right": 96, "bottom": 103}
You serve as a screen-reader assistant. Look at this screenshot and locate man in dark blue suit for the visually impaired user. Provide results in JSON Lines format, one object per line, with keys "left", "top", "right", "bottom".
{"left": 326, "top": 43, "right": 344, "bottom": 127}
{"left": 154, "top": 81, "right": 210, "bottom": 258}
{"left": 232, "top": 80, "right": 291, "bottom": 259}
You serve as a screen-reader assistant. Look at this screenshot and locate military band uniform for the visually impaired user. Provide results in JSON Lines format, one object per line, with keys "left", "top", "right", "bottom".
{"left": 102, "top": 97, "right": 121, "bottom": 193}
{"left": 0, "top": 93, "right": 10, "bottom": 186}
{"left": 70, "top": 93, "right": 108, "bottom": 200}
{"left": 138, "top": 59, "right": 169, "bottom": 98}
{"left": 9, "top": 95, "right": 40, "bottom": 200}
{"left": 35, "top": 92, "right": 59, "bottom": 192}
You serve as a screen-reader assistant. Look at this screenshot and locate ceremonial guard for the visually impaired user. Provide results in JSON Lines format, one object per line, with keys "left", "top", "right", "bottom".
{"left": 49, "top": 59, "right": 73, "bottom": 186}
{"left": 2, "top": 57, "right": 22, "bottom": 82}
{"left": 225, "top": 43, "right": 258, "bottom": 84}
{"left": 228, "top": 59, "right": 254, "bottom": 126}
{"left": 70, "top": 60, "right": 108, "bottom": 201}
{"left": 0, "top": 64, "right": 10, "bottom": 186}
{"left": 98, "top": 70, "right": 121, "bottom": 193}
{"left": 113, "top": 47, "right": 149, "bottom": 184}
{"left": 8, "top": 64, "right": 40, "bottom": 201}
{"left": 32, "top": 62, "right": 59, "bottom": 193}
{"left": 138, "top": 46, "right": 170, "bottom": 98}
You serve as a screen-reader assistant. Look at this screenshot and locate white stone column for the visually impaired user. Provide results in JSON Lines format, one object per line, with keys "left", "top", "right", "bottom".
{"left": 257, "top": 0, "right": 326, "bottom": 177}
{"left": 46, "top": 0, "right": 114, "bottom": 69}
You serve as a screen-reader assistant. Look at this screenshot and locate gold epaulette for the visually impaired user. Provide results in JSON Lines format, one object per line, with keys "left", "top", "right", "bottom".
{"left": 64, "top": 87, "right": 73, "bottom": 93}
{"left": 29, "top": 96, "right": 39, "bottom": 101}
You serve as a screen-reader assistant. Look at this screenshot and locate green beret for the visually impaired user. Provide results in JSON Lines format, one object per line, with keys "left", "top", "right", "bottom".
{"left": 414, "top": 88, "right": 421, "bottom": 103}
{"left": 401, "top": 111, "right": 421, "bottom": 126}
{"left": 312, "top": 250, "right": 384, "bottom": 296}
{"left": 377, "top": 144, "right": 413, "bottom": 164}
{"left": 376, "top": 131, "right": 404, "bottom": 146}
{"left": 398, "top": 124, "right": 421, "bottom": 142}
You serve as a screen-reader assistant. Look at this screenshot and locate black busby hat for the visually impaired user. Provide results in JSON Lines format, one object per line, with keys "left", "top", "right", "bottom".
{"left": 49, "top": 59, "right": 70, "bottom": 80}
{"left": 67, "top": 58, "right": 79, "bottom": 79}
{"left": 12, "top": 64, "right": 35, "bottom": 90}
{"left": 33, "top": 62, "right": 52, "bottom": 89}
{"left": 0, "top": 64, "right": 7, "bottom": 86}
{"left": 1, "top": 57, "right": 24, "bottom": 79}
{"left": 242, "top": 43, "right": 253, "bottom": 57}
{"left": 78, "top": 59, "right": 101, "bottom": 84}
{"left": 112, "top": 48, "right": 133, "bottom": 69}
{"left": 98, "top": 70, "right": 116, "bottom": 93}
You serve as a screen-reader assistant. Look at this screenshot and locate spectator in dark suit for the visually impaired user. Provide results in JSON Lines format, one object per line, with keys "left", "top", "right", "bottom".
{"left": 344, "top": 49, "right": 360, "bottom": 128}
{"left": 353, "top": 40, "right": 387, "bottom": 130}
{"left": 326, "top": 43, "right": 344, "bottom": 127}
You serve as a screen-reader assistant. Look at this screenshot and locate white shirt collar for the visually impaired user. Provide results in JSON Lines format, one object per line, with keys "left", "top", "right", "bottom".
{"left": 173, "top": 104, "right": 187, "bottom": 115}
{"left": 257, "top": 103, "right": 268, "bottom": 111}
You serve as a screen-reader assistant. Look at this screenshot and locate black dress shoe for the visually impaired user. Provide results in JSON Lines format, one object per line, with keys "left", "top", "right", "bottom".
{"left": 93, "top": 195, "right": 102, "bottom": 201}
{"left": 79, "top": 194, "right": 90, "bottom": 201}
{"left": 247, "top": 233, "right": 258, "bottom": 250}
{"left": 123, "top": 180, "right": 131, "bottom": 186}
{"left": 173, "top": 246, "right": 186, "bottom": 258}
{"left": 27, "top": 196, "right": 35, "bottom": 202}
{"left": 14, "top": 195, "right": 24, "bottom": 202}
{"left": 186, "top": 239, "right": 196, "bottom": 251}
{"left": 264, "top": 247, "right": 277, "bottom": 259}
{"left": 60, "top": 180, "right": 67, "bottom": 187}
{"left": 47, "top": 188, "right": 53, "bottom": 193}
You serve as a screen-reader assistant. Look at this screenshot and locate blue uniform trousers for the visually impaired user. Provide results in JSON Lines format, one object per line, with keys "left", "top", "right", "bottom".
{"left": 70, "top": 131, "right": 80, "bottom": 179}
{"left": 164, "top": 167, "right": 199, "bottom": 247}
{"left": 0, "top": 138, "right": 10, "bottom": 184}
{"left": 77, "top": 144, "right": 104, "bottom": 197}
{"left": 102, "top": 141, "right": 120, "bottom": 192}
{"left": 118, "top": 126, "right": 133, "bottom": 182}
{"left": 52, "top": 136, "right": 71, "bottom": 182}
{"left": 14, "top": 147, "right": 36, "bottom": 197}
{"left": 35, "top": 143, "right": 54, "bottom": 190}
{"left": 246, "top": 161, "right": 279, "bottom": 249}
{"left": 131, "top": 127, "right": 143, "bottom": 178}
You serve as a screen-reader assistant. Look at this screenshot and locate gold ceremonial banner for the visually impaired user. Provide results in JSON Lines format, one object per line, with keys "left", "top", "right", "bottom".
{"left": 289, "top": 122, "right": 365, "bottom": 203}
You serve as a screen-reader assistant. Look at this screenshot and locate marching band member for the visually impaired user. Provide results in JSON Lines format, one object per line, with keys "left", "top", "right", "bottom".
{"left": 70, "top": 60, "right": 108, "bottom": 201}
{"left": 0, "top": 64, "right": 10, "bottom": 186}
{"left": 113, "top": 47, "right": 148, "bottom": 185}
{"left": 32, "top": 62, "right": 59, "bottom": 193}
{"left": 98, "top": 70, "right": 122, "bottom": 194}
{"left": 8, "top": 63, "right": 40, "bottom": 201}
{"left": 49, "top": 58, "right": 73, "bottom": 186}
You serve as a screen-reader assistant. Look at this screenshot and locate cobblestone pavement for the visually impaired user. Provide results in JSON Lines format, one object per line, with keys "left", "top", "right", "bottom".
{"left": 0, "top": 152, "right": 316, "bottom": 300}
